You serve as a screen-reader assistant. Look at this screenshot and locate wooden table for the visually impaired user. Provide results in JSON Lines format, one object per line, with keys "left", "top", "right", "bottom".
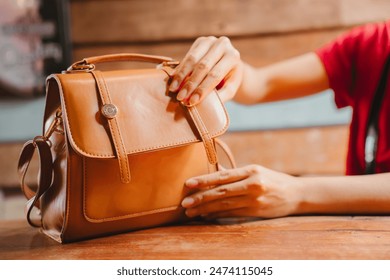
{"left": 1, "top": 216, "right": 390, "bottom": 260}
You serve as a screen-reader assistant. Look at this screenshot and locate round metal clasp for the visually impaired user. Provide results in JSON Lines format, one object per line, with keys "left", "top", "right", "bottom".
{"left": 101, "top": 104, "right": 118, "bottom": 119}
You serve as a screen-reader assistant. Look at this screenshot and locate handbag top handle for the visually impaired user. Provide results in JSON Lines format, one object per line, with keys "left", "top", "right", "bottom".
{"left": 67, "top": 53, "right": 178, "bottom": 72}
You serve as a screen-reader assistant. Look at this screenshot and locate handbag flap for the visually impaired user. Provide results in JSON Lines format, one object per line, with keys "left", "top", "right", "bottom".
{"left": 49, "top": 68, "right": 229, "bottom": 158}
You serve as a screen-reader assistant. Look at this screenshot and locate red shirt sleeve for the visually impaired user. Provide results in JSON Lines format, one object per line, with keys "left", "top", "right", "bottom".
{"left": 315, "top": 27, "right": 365, "bottom": 108}
{"left": 316, "top": 32, "right": 358, "bottom": 108}
{"left": 316, "top": 21, "right": 390, "bottom": 175}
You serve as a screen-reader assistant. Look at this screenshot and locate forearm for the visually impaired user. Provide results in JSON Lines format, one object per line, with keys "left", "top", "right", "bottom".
{"left": 234, "top": 52, "right": 330, "bottom": 105}
{"left": 296, "top": 173, "right": 390, "bottom": 215}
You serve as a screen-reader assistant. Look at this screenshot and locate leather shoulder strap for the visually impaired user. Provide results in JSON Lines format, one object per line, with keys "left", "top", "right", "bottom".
{"left": 18, "top": 138, "right": 53, "bottom": 227}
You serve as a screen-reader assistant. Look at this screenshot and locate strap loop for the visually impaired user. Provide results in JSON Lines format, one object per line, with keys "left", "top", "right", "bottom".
{"left": 214, "top": 138, "right": 236, "bottom": 169}
{"left": 187, "top": 105, "right": 218, "bottom": 165}
{"left": 18, "top": 138, "right": 53, "bottom": 227}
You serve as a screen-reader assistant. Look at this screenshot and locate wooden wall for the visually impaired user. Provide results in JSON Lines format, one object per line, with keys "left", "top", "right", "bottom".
{"left": 70, "top": 0, "right": 390, "bottom": 66}
{"left": 220, "top": 125, "right": 349, "bottom": 175}
{"left": 2, "top": 0, "right": 390, "bottom": 190}
{"left": 68, "top": 0, "right": 388, "bottom": 175}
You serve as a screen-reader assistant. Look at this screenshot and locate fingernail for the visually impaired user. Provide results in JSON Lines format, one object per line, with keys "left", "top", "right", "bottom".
{"left": 189, "top": 93, "right": 200, "bottom": 105}
{"left": 177, "top": 89, "right": 187, "bottom": 101}
{"left": 181, "top": 197, "right": 195, "bottom": 207}
{"left": 185, "top": 178, "right": 198, "bottom": 187}
{"left": 169, "top": 79, "right": 179, "bottom": 92}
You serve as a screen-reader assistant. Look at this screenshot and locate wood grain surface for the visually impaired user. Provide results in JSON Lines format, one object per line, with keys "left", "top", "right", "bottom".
{"left": 72, "top": 28, "right": 348, "bottom": 68}
{"left": 1, "top": 216, "right": 389, "bottom": 260}
{"left": 70, "top": 0, "right": 390, "bottom": 44}
{"left": 220, "top": 125, "right": 348, "bottom": 175}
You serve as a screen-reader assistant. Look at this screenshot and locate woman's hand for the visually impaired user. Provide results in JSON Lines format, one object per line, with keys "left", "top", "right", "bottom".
{"left": 181, "top": 165, "right": 304, "bottom": 219}
{"left": 169, "top": 36, "right": 243, "bottom": 105}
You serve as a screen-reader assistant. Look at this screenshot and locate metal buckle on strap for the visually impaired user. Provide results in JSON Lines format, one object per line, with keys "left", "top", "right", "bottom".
{"left": 33, "top": 109, "right": 63, "bottom": 148}
{"left": 161, "top": 61, "right": 180, "bottom": 67}
{"left": 64, "top": 61, "right": 96, "bottom": 73}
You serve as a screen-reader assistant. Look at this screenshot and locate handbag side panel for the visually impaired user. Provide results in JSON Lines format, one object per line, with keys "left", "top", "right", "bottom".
{"left": 39, "top": 77, "right": 69, "bottom": 242}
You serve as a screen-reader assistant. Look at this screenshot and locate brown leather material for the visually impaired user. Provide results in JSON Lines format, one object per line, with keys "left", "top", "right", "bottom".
{"left": 71, "top": 53, "right": 174, "bottom": 70}
{"left": 187, "top": 106, "right": 218, "bottom": 165}
{"left": 56, "top": 69, "right": 228, "bottom": 159}
{"left": 90, "top": 70, "right": 131, "bottom": 183}
{"left": 83, "top": 142, "right": 212, "bottom": 222}
{"left": 18, "top": 140, "right": 38, "bottom": 201}
{"left": 18, "top": 53, "right": 235, "bottom": 243}
{"left": 18, "top": 139, "right": 53, "bottom": 227}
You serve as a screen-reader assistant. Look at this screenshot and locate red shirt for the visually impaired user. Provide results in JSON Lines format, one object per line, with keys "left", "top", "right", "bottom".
{"left": 316, "top": 21, "right": 390, "bottom": 175}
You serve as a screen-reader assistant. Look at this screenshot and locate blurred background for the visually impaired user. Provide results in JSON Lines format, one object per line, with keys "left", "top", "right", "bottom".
{"left": 0, "top": 0, "right": 389, "bottom": 220}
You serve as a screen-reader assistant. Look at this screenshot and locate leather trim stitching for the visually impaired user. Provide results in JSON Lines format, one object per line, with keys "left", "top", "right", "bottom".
{"left": 55, "top": 73, "right": 229, "bottom": 159}
{"left": 92, "top": 71, "right": 131, "bottom": 183}
{"left": 189, "top": 106, "right": 217, "bottom": 164}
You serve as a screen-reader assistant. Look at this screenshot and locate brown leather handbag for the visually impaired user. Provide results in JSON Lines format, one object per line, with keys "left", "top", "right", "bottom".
{"left": 17, "top": 53, "right": 235, "bottom": 243}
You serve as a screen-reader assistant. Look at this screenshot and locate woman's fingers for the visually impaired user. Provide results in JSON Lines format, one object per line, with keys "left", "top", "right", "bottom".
{"left": 216, "top": 59, "right": 244, "bottom": 102}
{"left": 188, "top": 50, "right": 240, "bottom": 105}
{"left": 170, "top": 36, "right": 241, "bottom": 105}
{"left": 182, "top": 164, "right": 302, "bottom": 219}
{"left": 184, "top": 195, "right": 255, "bottom": 218}
{"left": 182, "top": 166, "right": 265, "bottom": 212}
{"left": 182, "top": 179, "right": 257, "bottom": 208}
{"left": 169, "top": 36, "right": 216, "bottom": 93}
{"left": 184, "top": 166, "right": 253, "bottom": 189}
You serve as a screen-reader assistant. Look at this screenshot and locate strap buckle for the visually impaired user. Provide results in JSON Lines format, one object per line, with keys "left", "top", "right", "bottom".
{"left": 64, "top": 61, "right": 96, "bottom": 73}
{"left": 33, "top": 109, "right": 63, "bottom": 147}
{"left": 161, "top": 61, "right": 180, "bottom": 67}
